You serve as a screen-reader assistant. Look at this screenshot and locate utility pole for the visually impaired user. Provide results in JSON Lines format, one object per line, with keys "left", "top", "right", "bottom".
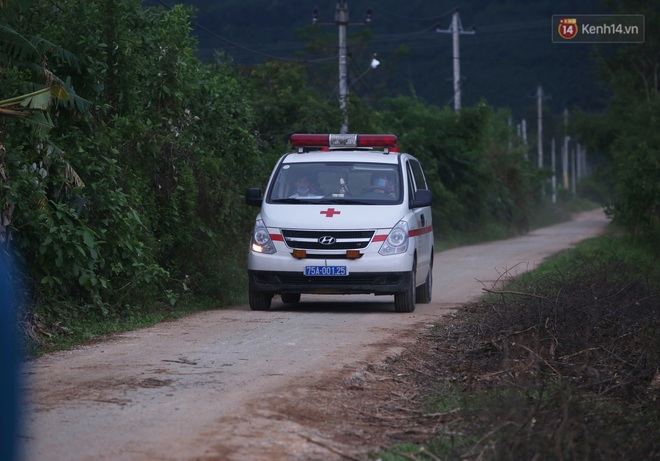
{"left": 437, "top": 9, "right": 475, "bottom": 111}
{"left": 521, "top": 118, "right": 527, "bottom": 146}
{"left": 517, "top": 119, "right": 531, "bottom": 162}
{"left": 336, "top": 2, "right": 349, "bottom": 133}
{"left": 551, "top": 137, "right": 557, "bottom": 203}
{"left": 576, "top": 143, "right": 587, "bottom": 185}
{"left": 313, "top": 2, "right": 372, "bottom": 134}
{"left": 571, "top": 145, "right": 577, "bottom": 196}
{"left": 537, "top": 85, "right": 544, "bottom": 169}
{"left": 563, "top": 108, "right": 570, "bottom": 189}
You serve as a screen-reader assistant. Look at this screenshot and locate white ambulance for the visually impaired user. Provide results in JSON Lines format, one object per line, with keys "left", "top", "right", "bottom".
{"left": 245, "top": 133, "right": 434, "bottom": 312}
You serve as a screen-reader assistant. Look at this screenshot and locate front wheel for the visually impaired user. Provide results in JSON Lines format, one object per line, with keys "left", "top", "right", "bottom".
{"left": 248, "top": 277, "right": 273, "bottom": 310}
{"left": 249, "top": 290, "right": 272, "bottom": 310}
{"left": 394, "top": 270, "right": 416, "bottom": 313}
{"left": 248, "top": 275, "right": 272, "bottom": 310}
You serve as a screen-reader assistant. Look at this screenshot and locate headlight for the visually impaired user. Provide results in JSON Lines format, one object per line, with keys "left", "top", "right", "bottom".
{"left": 251, "top": 219, "right": 276, "bottom": 254}
{"left": 379, "top": 220, "right": 409, "bottom": 255}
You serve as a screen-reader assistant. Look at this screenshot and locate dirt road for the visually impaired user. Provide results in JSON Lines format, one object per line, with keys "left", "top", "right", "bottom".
{"left": 19, "top": 210, "right": 609, "bottom": 461}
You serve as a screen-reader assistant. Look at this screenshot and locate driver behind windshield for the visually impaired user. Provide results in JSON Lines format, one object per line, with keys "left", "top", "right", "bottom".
{"left": 360, "top": 172, "right": 397, "bottom": 199}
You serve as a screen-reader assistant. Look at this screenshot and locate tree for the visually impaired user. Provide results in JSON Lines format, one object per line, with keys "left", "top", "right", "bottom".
{"left": 376, "top": 97, "right": 535, "bottom": 237}
{"left": 0, "top": 0, "right": 87, "bottom": 256}
{"left": 576, "top": 0, "right": 660, "bottom": 237}
{"left": 27, "top": 0, "right": 268, "bottom": 303}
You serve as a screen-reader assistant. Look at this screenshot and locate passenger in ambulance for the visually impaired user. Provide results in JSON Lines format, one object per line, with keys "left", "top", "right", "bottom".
{"left": 289, "top": 176, "right": 321, "bottom": 198}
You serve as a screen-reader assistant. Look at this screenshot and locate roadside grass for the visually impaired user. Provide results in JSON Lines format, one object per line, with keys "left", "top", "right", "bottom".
{"left": 437, "top": 198, "right": 600, "bottom": 250}
{"left": 23, "top": 263, "right": 252, "bottom": 356}
{"left": 23, "top": 296, "right": 223, "bottom": 357}
{"left": 527, "top": 196, "right": 600, "bottom": 229}
{"left": 371, "top": 228, "right": 660, "bottom": 460}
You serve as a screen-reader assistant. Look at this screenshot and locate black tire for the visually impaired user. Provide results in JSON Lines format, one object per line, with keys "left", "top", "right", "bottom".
{"left": 394, "top": 269, "right": 416, "bottom": 313}
{"left": 416, "top": 266, "right": 433, "bottom": 304}
{"left": 281, "top": 293, "right": 301, "bottom": 304}
{"left": 249, "top": 290, "right": 272, "bottom": 311}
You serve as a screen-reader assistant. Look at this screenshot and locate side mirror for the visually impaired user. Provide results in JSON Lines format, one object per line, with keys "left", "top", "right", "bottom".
{"left": 245, "top": 187, "right": 263, "bottom": 207}
{"left": 411, "top": 189, "right": 432, "bottom": 208}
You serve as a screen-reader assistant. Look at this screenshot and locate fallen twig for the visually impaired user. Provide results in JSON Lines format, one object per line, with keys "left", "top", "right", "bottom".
{"left": 298, "top": 433, "right": 364, "bottom": 461}
{"left": 513, "top": 343, "right": 562, "bottom": 378}
{"left": 482, "top": 288, "right": 551, "bottom": 301}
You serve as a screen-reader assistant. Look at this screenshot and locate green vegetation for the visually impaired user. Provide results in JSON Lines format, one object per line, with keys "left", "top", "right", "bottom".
{"left": 2, "top": 0, "right": 658, "bottom": 456}
{"left": 1, "top": 0, "right": 658, "bottom": 359}
{"left": 372, "top": 230, "right": 660, "bottom": 460}
{"left": 22, "top": 300, "right": 204, "bottom": 356}
{"left": 2, "top": 0, "right": 267, "bottom": 350}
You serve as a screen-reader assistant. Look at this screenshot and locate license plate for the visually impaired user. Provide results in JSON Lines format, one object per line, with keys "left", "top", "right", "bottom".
{"left": 304, "top": 266, "right": 348, "bottom": 276}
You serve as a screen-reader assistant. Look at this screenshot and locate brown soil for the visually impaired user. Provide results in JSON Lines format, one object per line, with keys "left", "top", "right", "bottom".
{"left": 214, "top": 319, "right": 462, "bottom": 461}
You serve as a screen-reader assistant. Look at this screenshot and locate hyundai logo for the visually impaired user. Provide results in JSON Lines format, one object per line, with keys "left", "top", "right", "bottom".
{"left": 318, "top": 236, "right": 336, "bottom": 245}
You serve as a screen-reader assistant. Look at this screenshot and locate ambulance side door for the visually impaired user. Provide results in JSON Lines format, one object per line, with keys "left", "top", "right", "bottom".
{"left": 406, "top": 158, "right": 433, "bottom": 275}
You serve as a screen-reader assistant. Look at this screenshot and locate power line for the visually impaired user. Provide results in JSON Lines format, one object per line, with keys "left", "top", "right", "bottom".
{"left": 376, "top": 6, "right": 456, "bottom": 22}
{"left": 155, "top": 0, "right": 550, "bottom": 68}
{"left": 475, "top": 19, "right": 549, "bottom": 33}
{"left": 152, "top": 0, "right": 337, "bottom": 64}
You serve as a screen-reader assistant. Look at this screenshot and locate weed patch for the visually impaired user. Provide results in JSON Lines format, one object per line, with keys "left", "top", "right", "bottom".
{"left": 416, "top": 236, "right": 660, "bottom": 460}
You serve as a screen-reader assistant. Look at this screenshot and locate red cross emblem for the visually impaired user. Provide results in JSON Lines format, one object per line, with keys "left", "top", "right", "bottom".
{"left": 320, "top": 208, "right": 341, "bottom": 218}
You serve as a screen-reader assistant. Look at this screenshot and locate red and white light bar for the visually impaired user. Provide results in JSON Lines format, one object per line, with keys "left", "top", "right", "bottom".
{"left": 290, "top": 133, "right": 398, "bottom": 150}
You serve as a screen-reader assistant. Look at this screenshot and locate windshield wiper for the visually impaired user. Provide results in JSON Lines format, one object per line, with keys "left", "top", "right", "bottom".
{"left": 321, "top": 198, "right": 357, "bottom": 204}
{"left": 271, "top": 198, "right": 321, "bottom": 204}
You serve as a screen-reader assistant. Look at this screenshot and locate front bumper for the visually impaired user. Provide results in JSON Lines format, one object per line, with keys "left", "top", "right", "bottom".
{"left": 248, "top": 270, "right": 412, "bottom": 295}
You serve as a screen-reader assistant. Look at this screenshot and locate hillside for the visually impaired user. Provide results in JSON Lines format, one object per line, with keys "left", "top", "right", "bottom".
{"left": 145, "top": 0, "right": 613, "bottom": 119}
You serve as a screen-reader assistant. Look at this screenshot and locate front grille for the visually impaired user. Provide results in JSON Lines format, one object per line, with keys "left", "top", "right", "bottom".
{"left": 302, "top": 253, "right": 351, "bottom": 260}
{"left": 281, "top": 229, "right": 375, "bottom": 250}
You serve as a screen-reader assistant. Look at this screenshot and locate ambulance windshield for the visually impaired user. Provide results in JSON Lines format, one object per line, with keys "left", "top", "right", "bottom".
{"left": 268, "top": 162, "right": 401, "bottom": 204}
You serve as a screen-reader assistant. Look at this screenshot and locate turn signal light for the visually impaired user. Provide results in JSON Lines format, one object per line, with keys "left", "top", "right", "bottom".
{"left": 292, "top": 249, "right": 307, "bottom": 259}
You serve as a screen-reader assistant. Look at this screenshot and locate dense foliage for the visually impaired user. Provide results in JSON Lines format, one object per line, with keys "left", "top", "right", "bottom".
{"left": 573, "top": 0, "right": 660, "bottom": 240}
{"left": 375, "top": 99, "right": 537, "bottom": 237}
{"left": 1, "top": 0, "right": 266, "bottom": 321}
{"left": 3, "top": 0, "right": 656, "bottom": 330}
